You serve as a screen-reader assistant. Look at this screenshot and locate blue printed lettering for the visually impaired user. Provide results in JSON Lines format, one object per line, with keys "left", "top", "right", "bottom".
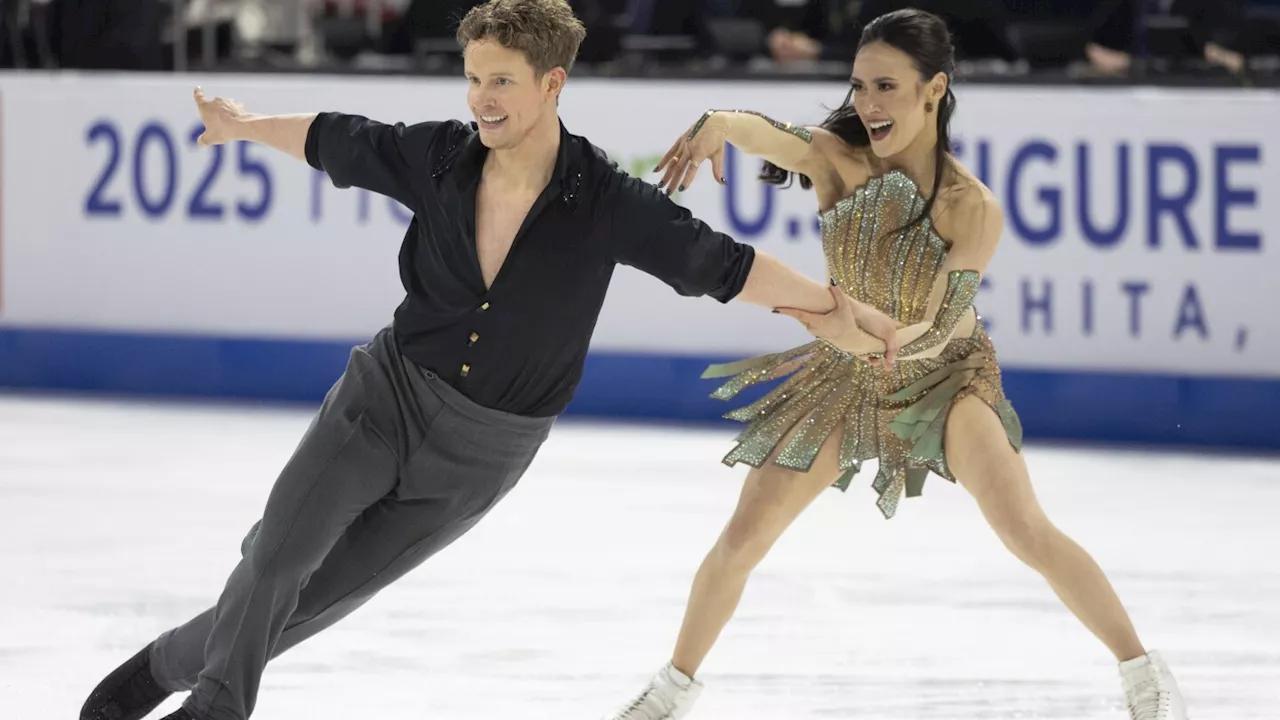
{"left": 996, "top": 273, "right": 1228, "bottom": 346}
{"left": 85, "top": 121, "right": 124, "bottom": 217}
{"left": 84, "top": 117, "right": 275, "bottom": 224}
{"left": 1077, "top": 143, "right": 1129, "bottom": 248}
{"left": 133, "top": 123, "right": 178, "bottom": 218}
{"left": 1146, "top": 145, "right": 1199, "bottom": 249}
{"left": 1006, "top": 141, "right": 1059, "bottom": 246}
{"left": 310, "top": 176, "right": 407, "bottom": 226}
{"left": 1214, "top": 145, "right": 1261, "bottom": 250}
{"left": 1020, "top": 278, "right": 1053, "bottom": 334}
{"left": 1120, "top": 281, "right": 1150, "bottom": 337}
{"left": 975, "top": 140, "right": 992, "bottom": 188}
{"left": 954, "top": 138, "right": 993, "bottom": 188}
{"left": 722, "top": 145, "right": 773, "bottom": 238}
{"left": 81, "top": 118, "right": 1266, "bottom": 263}
{"left": 1081, "top": 279, "right": 1095, "bottom": 336}
{"left": 311, "top": 169, "right": 324, "bottom": 223}
{"left": 187, "top": 124, "right": 226, "bottom": 220}
{"left": 1173, "top": 283, "right": 1209, "bottom": 339}
{"left": 978, "top": 275, "right": 994, "bottom": 333}
{"left": 358, "top": 188, "right": 371, "bottom": 224}
{"left": 388, "top": 197, "right": 413, "bottom": 225}
{"left": 236, "top": 142, "right": 272, "bottom": 222}
{"left": 962, "top": 136, "right": 1262, "bottom": 254}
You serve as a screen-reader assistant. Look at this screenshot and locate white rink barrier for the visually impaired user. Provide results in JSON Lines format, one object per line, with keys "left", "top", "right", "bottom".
{"left": 0, "top": 72, "right": 1276, "bottom": 449}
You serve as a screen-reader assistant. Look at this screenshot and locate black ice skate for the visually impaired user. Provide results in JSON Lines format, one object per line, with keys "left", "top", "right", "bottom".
{"left": 81, "top": 643, "right": 173, "bottom": 720}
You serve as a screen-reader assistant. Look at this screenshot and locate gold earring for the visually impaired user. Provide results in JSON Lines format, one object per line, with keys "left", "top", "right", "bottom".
{"left": 925, "top": 100, "right": 934, "bottom": 113}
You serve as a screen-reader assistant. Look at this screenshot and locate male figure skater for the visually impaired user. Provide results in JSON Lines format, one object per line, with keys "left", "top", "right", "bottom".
{"left": 79, "top": 1, "right": 899, "bottom": 719}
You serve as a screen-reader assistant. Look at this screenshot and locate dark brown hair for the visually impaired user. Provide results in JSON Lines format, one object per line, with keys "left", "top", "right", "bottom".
{"left": 456, "top": 0, "right": 587, "bottom": 75}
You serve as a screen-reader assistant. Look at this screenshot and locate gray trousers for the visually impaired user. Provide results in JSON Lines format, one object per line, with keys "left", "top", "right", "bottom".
{"left": 147, "top": 326, "right": 555, "bottom": 720}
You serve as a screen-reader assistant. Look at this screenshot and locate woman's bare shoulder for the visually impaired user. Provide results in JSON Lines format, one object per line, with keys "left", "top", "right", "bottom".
{"left": 806, "top": 132, "right": 873, "bottom": 211}
{"left": 934, "top": 159, "right": 1002, "bottom": 249}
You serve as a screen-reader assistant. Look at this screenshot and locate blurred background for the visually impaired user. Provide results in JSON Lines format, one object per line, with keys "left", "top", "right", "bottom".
{"left": 2, "top": 4, "right": 1280, "bottom": 718}
{"left": 4, "top": 0, "right": 1280, "bottom": 79}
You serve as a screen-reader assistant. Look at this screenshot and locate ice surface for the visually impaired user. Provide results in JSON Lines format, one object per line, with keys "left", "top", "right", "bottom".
{"left": 2, "top": 394, "right": 1278, "bottom": 719}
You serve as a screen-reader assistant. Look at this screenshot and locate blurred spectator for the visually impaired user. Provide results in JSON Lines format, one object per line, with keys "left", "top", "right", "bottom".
{"left": 385, "top": 0, "right": 622, "bottom": 63}
{"left": 3, "top": 0, "right": 1278, "bottom": 77}
{"left": 385, "top": 0, "right": 480, "bottom": 54}
{"left": 708, "top": 0, "right": 1019, "bottom": 65}
{"left": 3, "top": 0, "right": 164, "bottom": 70}
{"left": 853, "top": 0, "right": 1019, "bottom": 61}
{"left": 1085, "top": 0, "right": 1247, "bottom": 75}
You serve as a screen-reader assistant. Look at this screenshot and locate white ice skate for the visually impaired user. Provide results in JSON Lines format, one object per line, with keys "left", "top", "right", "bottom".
{"left": 1120, "top": 651, "right": 1189, "bottom": 720}
{"left": 603, "top": 662, "right": 703, "bottom": 720}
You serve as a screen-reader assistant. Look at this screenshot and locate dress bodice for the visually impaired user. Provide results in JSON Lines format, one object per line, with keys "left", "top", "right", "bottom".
{"left": 820, "top": 170, "right": 950, "bottom": 325}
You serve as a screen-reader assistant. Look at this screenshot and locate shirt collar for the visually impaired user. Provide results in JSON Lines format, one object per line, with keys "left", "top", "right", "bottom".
{"left": 448, "top": 119, "right": 577, "bottom": 195}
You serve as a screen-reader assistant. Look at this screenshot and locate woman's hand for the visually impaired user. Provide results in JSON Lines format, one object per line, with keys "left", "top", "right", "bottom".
{"left": 655, "top": 111, "right": 728, "bottom": 195}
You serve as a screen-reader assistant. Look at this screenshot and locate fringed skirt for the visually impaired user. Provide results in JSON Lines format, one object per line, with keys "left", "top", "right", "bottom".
{"left": 701, "top": 322, "right": 1023, "bottom": 519}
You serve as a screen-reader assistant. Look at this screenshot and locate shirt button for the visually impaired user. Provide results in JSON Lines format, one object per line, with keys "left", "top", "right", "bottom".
{"left": 478, "top": 302, "right": 490, "bottom": 312}
{"left": 469, "top": 332, "right": 479, "bottom": 345}
{"left": 461, "top": 363, "right": 471, "bottom": 377}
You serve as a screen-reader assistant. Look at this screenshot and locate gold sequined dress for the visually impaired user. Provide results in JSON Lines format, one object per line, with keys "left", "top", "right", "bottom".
{"left": 703, "top": 170, "right": 1023, "bottom": 518}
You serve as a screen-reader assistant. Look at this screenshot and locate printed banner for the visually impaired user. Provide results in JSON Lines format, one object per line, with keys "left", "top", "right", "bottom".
{"left": 1, "top": 74, "right": 1274, "bottom": 378}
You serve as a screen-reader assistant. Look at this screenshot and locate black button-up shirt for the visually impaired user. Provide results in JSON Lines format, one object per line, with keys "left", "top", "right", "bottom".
{"left": 305, "top": 113, "right": 756, "bottom": 417}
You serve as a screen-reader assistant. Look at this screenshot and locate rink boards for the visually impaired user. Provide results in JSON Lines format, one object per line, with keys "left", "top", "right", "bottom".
{"left": 0, "top": 72, "right": 1277, "bottom": 449}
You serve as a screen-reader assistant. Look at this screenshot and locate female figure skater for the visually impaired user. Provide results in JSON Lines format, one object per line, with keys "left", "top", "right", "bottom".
{"left": 604, "top": 9, "right": 1188, "bottom": 720}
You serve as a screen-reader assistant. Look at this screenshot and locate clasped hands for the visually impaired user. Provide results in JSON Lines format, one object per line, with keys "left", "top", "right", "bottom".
{"left": 775, "top": 285, "right": 902, "bottom": 370}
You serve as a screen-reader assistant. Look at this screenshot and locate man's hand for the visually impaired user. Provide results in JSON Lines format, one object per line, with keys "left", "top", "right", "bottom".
{"left": 193, "top": 87, "right": 250, "bottom": 147}
{"left": 775, "top": 285, "right": 901, "bottom": 369}
{"left": 851, "top": 301, "right": 901, "bottom": 369}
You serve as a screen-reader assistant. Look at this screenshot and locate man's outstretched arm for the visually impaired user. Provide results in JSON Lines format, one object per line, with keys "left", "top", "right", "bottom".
{"left": 192, "top": 87, "right": 442, "bottom": 210}
{"left": 194, "top": 87, "right": 315, "bottom": 161}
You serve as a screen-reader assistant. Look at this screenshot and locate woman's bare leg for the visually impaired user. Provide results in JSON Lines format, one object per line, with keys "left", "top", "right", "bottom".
{"left": 944, "top": 395, "right": 1145, "bottom": 661}
{"left": 670, "top": 427, "right": 844, "bottom": 676}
